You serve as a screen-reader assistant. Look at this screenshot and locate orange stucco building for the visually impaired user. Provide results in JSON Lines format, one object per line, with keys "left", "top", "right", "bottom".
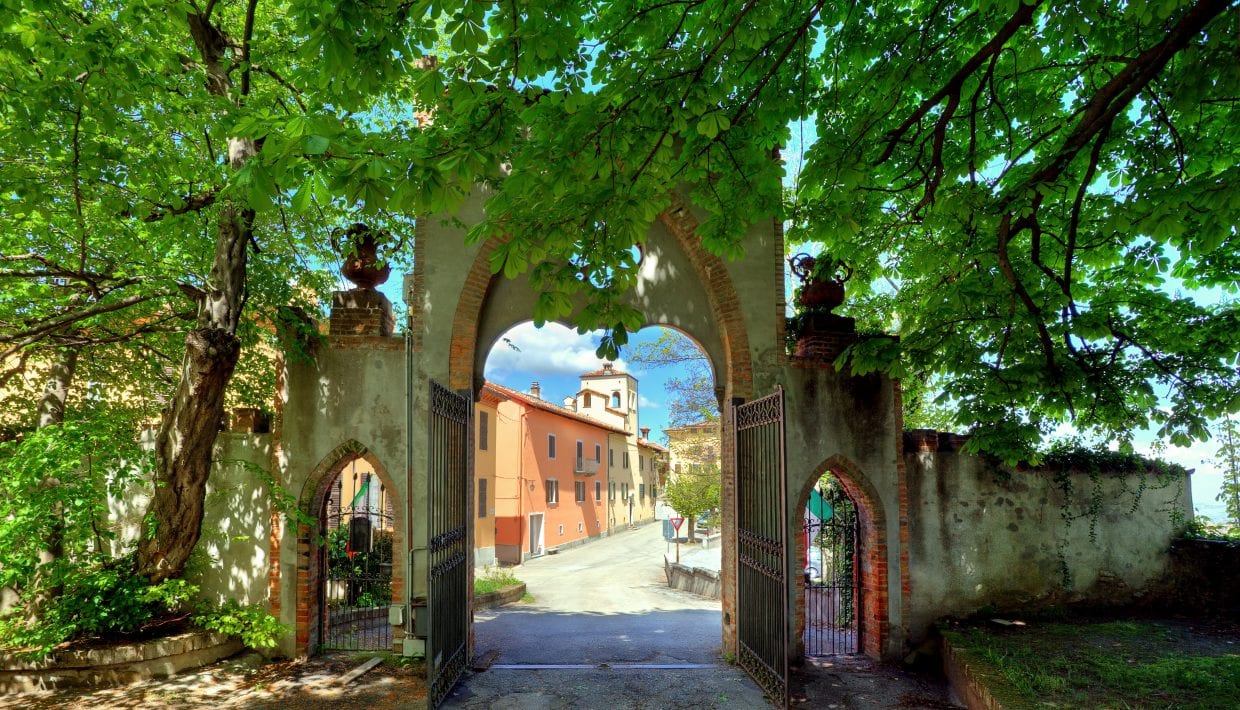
{"left": 472, "top": 363, "right": 669, "bottom": 565}
{"left": 484, "top": 381, "right": 625, "bottom": 563}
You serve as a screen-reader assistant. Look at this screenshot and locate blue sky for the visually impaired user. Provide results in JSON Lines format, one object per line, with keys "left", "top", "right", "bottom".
{"left": 483, "top": 322, "right": 687, "bottom": 439}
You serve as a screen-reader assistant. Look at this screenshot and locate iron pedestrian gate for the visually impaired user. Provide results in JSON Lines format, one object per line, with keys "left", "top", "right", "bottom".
{"left": 320, "top": 477, "right": 396, "bottom": 651}
{"left": 733, "top": 386, "right": 789, "bottom": 709}
{"left": 427, "top": 381, "right": 471, "bottom": 708}
{"left": 802, "top": 481, "right": 860, "bottom": 656}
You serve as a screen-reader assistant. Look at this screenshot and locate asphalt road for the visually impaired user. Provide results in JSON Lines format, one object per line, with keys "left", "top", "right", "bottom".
{"left": 443, "top": 523, "right": 773, "bottom": 708}
{"left": 473, "top": 522, "right": 723, "bottom": 665}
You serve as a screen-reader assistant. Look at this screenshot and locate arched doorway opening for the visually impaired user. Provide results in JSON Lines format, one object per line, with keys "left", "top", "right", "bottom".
{"left": 794, "top": 457, "right": 888, "bottom": 661}
{"left": 320, "top": 457, "right": 397, "bottom": 650}
{"left": 296, "top": 442, "right": 405, "bottom": 655}
{"left": 469, "top": 321, "right": 724, "bottom": 666}
{"left": 800, "top": 472, "right": 860, "bottom": 656}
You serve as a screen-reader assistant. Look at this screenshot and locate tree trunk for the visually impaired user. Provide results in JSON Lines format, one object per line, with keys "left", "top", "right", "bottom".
{"left": 22, "top": 346, "right": 80, "bottom": 617}
{"left": 135, "top": 201, "right": 251, "bottom": 583}
{"left": 36, "top": 347, "right": 78, "bottom": 429}
{"left": 133, "top": 11, "right": 257, "bottom": 583}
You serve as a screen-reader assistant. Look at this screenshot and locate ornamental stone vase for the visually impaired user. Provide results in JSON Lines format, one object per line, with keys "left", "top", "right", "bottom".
{"left": 337, "top": 223, "right": 391, "bottom": 290}
{"left": 788, "top": 252, "right": 849, "bottom": 314}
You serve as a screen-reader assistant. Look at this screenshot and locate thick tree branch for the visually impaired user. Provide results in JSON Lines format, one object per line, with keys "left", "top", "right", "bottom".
{"left": 0, "top": 292, "right": 164, "bottom": 359}
{"left": 143, "top": 188, "right": 219, "bottom": 222}
{"left": 878, "top": 0, "right": 1042, "bottom": 165}
{"left": 1013, "top": 0, "right": 1232, "bottom": 200}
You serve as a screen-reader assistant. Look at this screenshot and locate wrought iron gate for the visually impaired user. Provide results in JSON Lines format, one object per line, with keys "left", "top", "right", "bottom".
{"left": 320, "top": 470, "right": 396, "bottom": 651}
{"left": 802, "top": 478, "right": 859, "bottom": 656}
{"left": 427, "top": 381, "right": 470, "bottom": 708}
{"left": 733, "top": 386, "right": 789, "bottom": 709}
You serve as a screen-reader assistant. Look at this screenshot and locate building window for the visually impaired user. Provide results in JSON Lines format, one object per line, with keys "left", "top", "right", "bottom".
{"left": 640, "top": 454, "right": 645, "bottom": 471}
{"left": 639, "top": 483, "right": 646, "bottom": 501}
{"left": 651, "top": 485, "right": 658, "bottom": 499}
{"left": 546, "top": 479, "right": 559, "bottom": 504}
{"left": 594, "top": 444, "right": 602, "bottom": 462}
{"left": 479, "top": 411, "right": 489, "bottom": 451}
{"left": 609, "top": 448, "right": 614, "bottom": 466}
{"left": 578, "top": 522, "right": 584, "bottom": 532}
{"left": 548, "top": 433, "right": 556, "bottom": 459}
{"left": 611, "top": 392, "right": 620, "bottom": 408}
{"left": 609, "top": 482, "right": 615, "bottom": 500}
{"left": 575, "top": 481, "right": 586, "bottom": 502}
{"left": 622, "top": 483, "right": 629, "bottom": 500}
{"left": 576, "top": 440, "right": 584, "bottom": 469}
{"left": 584, "top": 392, "right": 591, "bottom": 407}
{"left": 595, "top": 481, "right": 602, "bottom": 501}
{"left": 478, "top": 478, "right": 488, "bottom": 518}
{"left": 558, "top": 524, "right": 564, "bottom": 536}
{"left": 623, "top": 451, "right": 629, "bottom": 469}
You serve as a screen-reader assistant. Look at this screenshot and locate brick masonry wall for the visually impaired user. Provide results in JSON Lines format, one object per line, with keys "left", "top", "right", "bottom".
{"left": 329, "top": 289, "right": 396, "bottom": 337}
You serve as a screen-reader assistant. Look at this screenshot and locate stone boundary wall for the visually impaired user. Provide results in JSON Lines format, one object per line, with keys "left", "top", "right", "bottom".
{"left": 0, "top": 630, "right": 242, "bottom": 693}
{"left": 665, "top": 559, "right": 722, "bottom": 599}
{"left": 904, "top": 449, "right": 1191, "bottom": 641}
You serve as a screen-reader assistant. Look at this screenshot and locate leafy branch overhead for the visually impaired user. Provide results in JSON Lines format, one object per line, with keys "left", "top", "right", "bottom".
{"left": 411, "top": 0, "right": 1240, "bottom": 460}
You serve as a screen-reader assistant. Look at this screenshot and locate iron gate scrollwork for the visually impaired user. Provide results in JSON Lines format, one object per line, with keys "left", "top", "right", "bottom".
{"left": 802, "top": 477, "right": 860, "bottom": 656}
{"left": 733, "top": 386, "right": 789, "bottom": 708}
{"left": 427, "top": 380, "right": 470, "bottom": 708}
{"left": 320, "top": 470, "right": 396, "bottom": 651}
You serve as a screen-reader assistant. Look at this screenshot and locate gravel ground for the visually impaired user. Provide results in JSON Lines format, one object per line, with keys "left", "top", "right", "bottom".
{"left": 5, "top": 652, "right": 428, "bottom": 710}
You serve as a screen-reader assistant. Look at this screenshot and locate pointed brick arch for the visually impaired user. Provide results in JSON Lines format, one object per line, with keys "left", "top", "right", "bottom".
{"left": 444, "top": 195, "right": 754, "bottom": 400}
{"left": 293, "top": 440, "right": 405, "bottom": 655}
{"left": 795, "top": 455, "right": 889, "bottom": 659}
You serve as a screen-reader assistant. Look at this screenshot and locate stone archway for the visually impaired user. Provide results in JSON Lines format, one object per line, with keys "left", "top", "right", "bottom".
{"left": 794, "top": 455, "right": 889, "bottom": 660}
{"left": 445, "top": 197, "right": 755, "bottom": 399}
{"left": 294, "top": 440, "right": 405, "bottom": 655}
{"left": 442, "top": 198, "right": 759, "bottom": 655}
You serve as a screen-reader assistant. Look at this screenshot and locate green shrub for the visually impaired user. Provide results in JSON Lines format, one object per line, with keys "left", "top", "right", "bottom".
{"left": 0, "top": 567, "right": 197, "bottom": 659}
{"left": 474, "top": 566, "right": 522, "bottom": 596}
{"left": 192, "top": 600, "right": 287, "bottom": 650}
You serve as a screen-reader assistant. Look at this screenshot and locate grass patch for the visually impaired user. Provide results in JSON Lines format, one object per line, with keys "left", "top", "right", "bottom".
{"left": 474, "top": 566, "right": 522, "bottom": 596}
{"left": 943, "top": 619, "right": 1240, "bottom": 709}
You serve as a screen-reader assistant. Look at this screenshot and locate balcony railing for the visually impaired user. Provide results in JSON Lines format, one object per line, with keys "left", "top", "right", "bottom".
{"left": 575, "top": 458, "right": 600, "bottom": 476}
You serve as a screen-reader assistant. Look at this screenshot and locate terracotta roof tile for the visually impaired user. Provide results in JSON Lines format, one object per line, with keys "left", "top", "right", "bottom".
{"left": 483, "top": 381, "right": 629, "bottom": 435}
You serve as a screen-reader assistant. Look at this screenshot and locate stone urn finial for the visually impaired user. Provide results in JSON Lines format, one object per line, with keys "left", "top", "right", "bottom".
{"left": 334, "top": 223, "right": 392, "bottom": 290}
{"left": 789, "top": 252, "right": 852, "bottom": 313}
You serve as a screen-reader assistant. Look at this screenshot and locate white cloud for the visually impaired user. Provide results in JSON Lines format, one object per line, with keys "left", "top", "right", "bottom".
{"left": 638, "top": 394, "right": 660, "bottom": 410}
{"left": 484, "top": 322, "right": 627, "bottom": 379}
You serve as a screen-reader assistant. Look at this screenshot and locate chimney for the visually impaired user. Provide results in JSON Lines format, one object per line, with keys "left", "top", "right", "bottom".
{"left": 640, "top": 427, "right": 650, "bottom": 440}
{"left": 530, "top": 381, "right": 541, "bottom": 399}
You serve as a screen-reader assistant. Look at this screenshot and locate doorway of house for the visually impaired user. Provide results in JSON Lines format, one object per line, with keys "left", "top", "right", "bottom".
{"left": 528, "top": 512, "right": 544, "bottom": 557}
{"left": 319, "top": 458, "right": 395, "bottom": 651}
{"left": 801, "top": 472, "right": 860, "bottom": 656}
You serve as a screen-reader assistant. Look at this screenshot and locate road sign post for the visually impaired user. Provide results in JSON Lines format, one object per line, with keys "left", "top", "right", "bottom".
{"left": 670, "top": 517, "right": 685, "bottom": 563}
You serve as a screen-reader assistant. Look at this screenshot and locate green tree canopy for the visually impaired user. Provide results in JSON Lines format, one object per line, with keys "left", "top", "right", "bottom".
{"left": 410, "top": 0, "right": 1240, "bottom": 461}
